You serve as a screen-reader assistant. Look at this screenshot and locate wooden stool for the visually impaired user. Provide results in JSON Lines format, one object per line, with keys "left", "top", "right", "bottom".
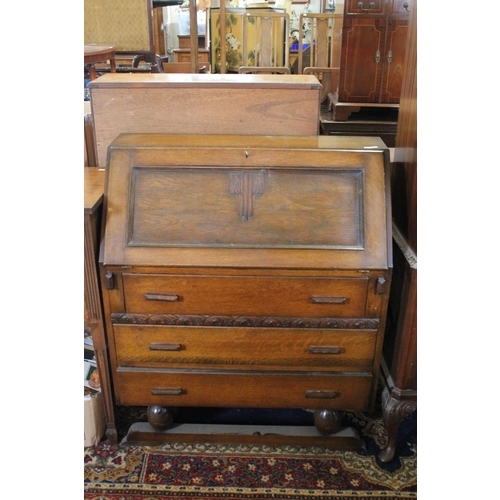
{"left": 84, "top": 44, "right": 116, "bottom": 81}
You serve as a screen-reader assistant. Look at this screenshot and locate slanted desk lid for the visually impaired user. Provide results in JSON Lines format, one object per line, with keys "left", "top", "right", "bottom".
{"left": 102, "top": 134, "right": 391, "bottom": 270}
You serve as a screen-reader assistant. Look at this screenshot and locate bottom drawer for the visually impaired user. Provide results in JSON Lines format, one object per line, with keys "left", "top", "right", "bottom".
{"left": 115, "top": 369, "right": 372, "bottom": 411}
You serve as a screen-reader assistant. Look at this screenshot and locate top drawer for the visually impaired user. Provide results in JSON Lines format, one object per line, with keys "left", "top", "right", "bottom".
{"left": 122, "top": 274, "right": 369, "bottom": 318}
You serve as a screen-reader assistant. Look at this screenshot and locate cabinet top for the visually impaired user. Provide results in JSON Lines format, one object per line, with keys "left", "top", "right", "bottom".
{"left": 84, "top": 167, "right": 105, "bottom": 214}
{"left": 88, "top": 73, "right": 322, "bottom": 90}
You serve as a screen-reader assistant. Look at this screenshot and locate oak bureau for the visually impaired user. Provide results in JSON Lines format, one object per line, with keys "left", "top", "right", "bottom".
{"left": 98, "top": 133, "right": 392, "bottom": 443}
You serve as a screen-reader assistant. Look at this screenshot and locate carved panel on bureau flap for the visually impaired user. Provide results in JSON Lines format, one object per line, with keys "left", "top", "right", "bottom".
{"left": 229, "top": 171, "right": 265, "bottom": 221}
{"left": 126, "top": 167, "right": 365, "bottom": 249}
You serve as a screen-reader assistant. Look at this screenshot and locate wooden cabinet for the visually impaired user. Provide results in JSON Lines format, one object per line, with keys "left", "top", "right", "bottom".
{"left": 172, "top": 48, "right": 210, "bottom": 63}
{"left": 172, "top": 36, "right": 210, "bottom": 63}
{"left": 331, "top": 0, "right": 410, "bottom": 120}
{"left": 98, "top": 133, "right": 393, "bottom": 444}
{"left": 84, "top": 168, "right": 105, "bottom": 333}
{"left": 84, "top": 168, "right": 116, "bottom": 440}
{"left": 88, "top": 74, "right": 321, "bottom": 167}
{"left": 172, "top": 36, "right": 209, "bottom": 64}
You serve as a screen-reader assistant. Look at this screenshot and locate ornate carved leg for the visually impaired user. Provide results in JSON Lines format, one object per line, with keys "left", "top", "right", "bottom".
{"left": 314, "top": 409, "right": 342, "bottom": 435}
{"left": 147, "top": 406, "right": 174, "bottom": 431}
{"left": 379, "top": 387, "right": 417, "bottom": 463}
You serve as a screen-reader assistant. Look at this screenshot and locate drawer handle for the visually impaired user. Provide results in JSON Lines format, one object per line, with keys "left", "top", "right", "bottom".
{"left": 305, "top": 390, "right": 340, "bottom": 399}
{"left": 149, "top": 343, "right": 182, "bottom": 351}
{"left": 308, "top": 345, "right": 342, "bottom": 355}
{"left": 311, "top": 296, "right": 346, "bottom": 305}
{"left": 145, "top": 293, "right": 180, "bottom": 302}
{"left": 357, "top": 1, "right": 376, "bottom": 11}
{"left": 151, "top": 387, "right": 183, "bottom": 396}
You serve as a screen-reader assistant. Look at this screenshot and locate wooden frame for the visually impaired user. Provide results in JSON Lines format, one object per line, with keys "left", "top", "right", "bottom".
{"left": 297, "top": 13, "right": 343, "bottom": 101}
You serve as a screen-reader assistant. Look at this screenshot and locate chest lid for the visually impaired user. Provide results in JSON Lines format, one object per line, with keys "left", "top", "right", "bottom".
{"left": 102, "top": 134, "right": 392, "bottom": 270}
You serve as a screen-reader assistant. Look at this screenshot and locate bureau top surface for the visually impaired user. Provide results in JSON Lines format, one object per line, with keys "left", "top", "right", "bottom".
{"left": 84, "top": 167, "right": 105, "bottom": 214}
{"left": 108, "top": 133, "right": 388, "bottom": 152}
{"left": 88, "top": 73, "right": 322, "bottom": 90}
{"left": 102, "top": 134, "right": 391, "bottom": 270}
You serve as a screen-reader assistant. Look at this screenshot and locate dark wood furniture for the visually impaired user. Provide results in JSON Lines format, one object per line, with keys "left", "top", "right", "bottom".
{"left": 320, "top": 105, "right": 398, "bottom": 147}
{"left": 84, "top": 168, "right": 116, "bottom": 441}
{"left": 88, "top": 74, "right": 321, "bottom": 167}
{"left": 172, "top": 48, "right": 210, "bottom": 63}
{"left": 172, "top": 35, "right": 210, "bottom": 64}
{"left": 84, "top": 168, "right": 105, "bottom": 332}
{"left": 178, "top": 35, "right": 206, "bottom": 49}
{"left": 378, "top": 0, "right": 416, "bottom": 463}
{"left": 330, "top": 0, "right": 410, "bottom": 120}
{"left": 97, "top": 133, "right": 393, "bottom": 444}
{"left": 84, "top": 44, "right": 117, "bottom": 81}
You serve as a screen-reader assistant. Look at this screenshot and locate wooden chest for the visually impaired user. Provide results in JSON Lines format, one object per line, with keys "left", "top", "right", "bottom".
{"left": 88, "top": 74, "right": 321, "bottom": 167}
{"left": 99, "top": 133, "right": 392, "bottom": 441}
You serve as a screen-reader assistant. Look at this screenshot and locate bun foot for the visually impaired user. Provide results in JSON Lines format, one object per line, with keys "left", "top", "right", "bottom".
{"left": 314, "top": 409, "right": 341, "bottom": 435}
{"left": 147, "top": 405, "right": 174, "bottom": 431}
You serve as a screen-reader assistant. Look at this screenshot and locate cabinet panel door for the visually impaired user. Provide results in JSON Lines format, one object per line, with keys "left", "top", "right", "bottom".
{"left": 380, "top": 20, "right": 408, "bottom": 103}
{"left": 391, "top": 0, "right": 412, "bottom": 18}
{"left": 338, "top": 17, "right": 385, "bottom": 102}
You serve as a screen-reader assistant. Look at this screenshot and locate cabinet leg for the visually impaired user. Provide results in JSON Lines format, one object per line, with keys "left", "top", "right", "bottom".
{"left": 147, "top": 405, "right": 174, "bottom": 431}
{"left": 314, "top": 409, "right": 341, "bottom": 435}
{"left": 106, "top": 425, "right": 118, "bottom": 444}
{"left": 379, "top": 387, "right": 417, "bottom": 463}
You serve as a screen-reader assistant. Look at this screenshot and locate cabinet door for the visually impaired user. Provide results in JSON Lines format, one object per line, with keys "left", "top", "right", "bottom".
{"left": 379, "top": 19, "right": 408, "bottom": 103}
{"left": 338, "top": 17, "right": 385, "bottom": 103}
{"left": 391, "top": 0, "right": 412, "bottom": 18}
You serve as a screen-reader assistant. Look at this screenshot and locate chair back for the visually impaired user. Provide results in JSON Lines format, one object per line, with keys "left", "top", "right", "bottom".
{"left": 85, "top": 0, "right": 156, "bottom": 64}
{"left": 240, "top": 10, "right": 290, "bottom": 73}
{"left": 297, "top": 13, "right": 343, "bottom": 100}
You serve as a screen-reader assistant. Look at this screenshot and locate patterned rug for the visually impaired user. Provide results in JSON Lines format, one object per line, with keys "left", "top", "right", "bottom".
{"left": 84, "top": 395, "right": 417, "bottom": 499}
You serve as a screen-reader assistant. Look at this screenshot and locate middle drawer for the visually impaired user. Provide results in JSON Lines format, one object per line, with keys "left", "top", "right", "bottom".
{"left": 122, "top": 274, "right": 369, "bottom": 317}
{"left": 113, "top": 324, "right": 377, "bottom": 371}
